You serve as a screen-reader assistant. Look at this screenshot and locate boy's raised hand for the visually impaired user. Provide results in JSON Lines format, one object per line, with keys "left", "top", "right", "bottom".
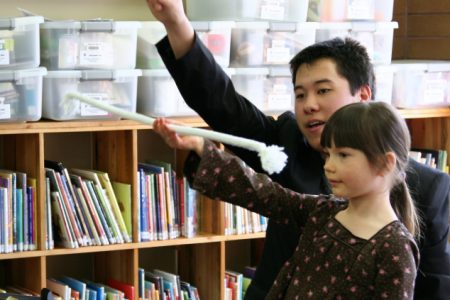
{"left": 153, "top": 118, "right": 205, "bottom": 156}
{"left": 146, "top": 0, "right": 194, "bottom": 59}
{"left": 146, "top": 0, "right": 186, "bottom": 26}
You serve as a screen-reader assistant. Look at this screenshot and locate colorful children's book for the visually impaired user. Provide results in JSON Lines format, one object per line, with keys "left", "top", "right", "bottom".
{"left": 106, "top": 279, "right": 134, "bottom": 300}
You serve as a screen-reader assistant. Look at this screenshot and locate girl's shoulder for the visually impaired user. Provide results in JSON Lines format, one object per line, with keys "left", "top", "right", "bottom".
{"left": 308, "top": 194, "right": 348, "bottom": 219}
{"left": 371, "top": 221, "right": 419, "bottom": 259}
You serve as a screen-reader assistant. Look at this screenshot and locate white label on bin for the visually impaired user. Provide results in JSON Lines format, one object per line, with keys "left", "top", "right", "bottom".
{"left": 59, "top": 35, "right": 79, "bottom": 68}
{"left": 80, "top": 93, "right": 110, "bottom": 116}
{"left": 261, "top": 1, "right": 285, "bottom": 21}
{"left": 0, "top": 39, "right": 13, "bottom": 65}
{"left": 348, "top": 0, "right": 374, "bottom": 20}
{"left": 0, "top": 98, "right": 11, "bottom": 119}
{"left": 80, "top": 42, "right": 113, "bottom": 66}
{"left": 423, "top": 79, "right": 446, "bottom": 105}
{"left": 267, "top": 40, "right": 290, "bottom": 64}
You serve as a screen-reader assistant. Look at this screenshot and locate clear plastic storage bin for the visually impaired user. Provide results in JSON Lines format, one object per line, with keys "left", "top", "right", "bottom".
{"left": 137, "top": 69, "right": 197, "bottom": 117}
{"left": 392, "top": 61, "right": 450, "bottom": 108}
{"left": 136, "top": 22, "right": 167, "bottom": 69}
{"left": 137, "top": 21, "right": 234, "bottom": 69}
{"left": 0, "top": 16, "right": 44, "bottom": 69}
{"left": 307, "top": 0, "right": 394, "bottom": 22}
{"left": 316, "top": 22, "right": 398, "bottom": 65}
{"left": 0, "top": 67, "right": 46, "bottom": 122}
{"left": 231, "top": 68, "right": 269, "bottom": 110}
{"left": 138, "top": 69, "right": 235, "bottom": 117}
{"left": 373, "top": 64, "right": 396, "bottom": 103}
{"left": 193, "top": 21, "right": 234, "bottom": 67}
{"left": 230, "top": 22, "right": 318, "bottom": 67}
{"left": 186, "top": 0, "right": 309, "bottom": 22}
{"left": 40, "top": 20, "right": 140, "bottom": 70}
{"left": 43, "top": 69, "right": 141, "bottom": 120}
{"left": 264, "top": 67, "right": 294, "bottom": 112}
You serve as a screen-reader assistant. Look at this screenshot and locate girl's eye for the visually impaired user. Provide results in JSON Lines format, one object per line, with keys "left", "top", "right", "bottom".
{"left": 338, "top": 152, "right": 348, "bottom": 158}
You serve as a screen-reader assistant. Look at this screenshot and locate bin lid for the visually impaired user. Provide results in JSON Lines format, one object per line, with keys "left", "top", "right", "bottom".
{"left": 41, "top": 20, "right": 141, "bottom": 31}
{"left": 0, "top": 16, "right": 44, "bottom": 30}
{"left": 0, "top": 67, "right": 47, "bottom": 81}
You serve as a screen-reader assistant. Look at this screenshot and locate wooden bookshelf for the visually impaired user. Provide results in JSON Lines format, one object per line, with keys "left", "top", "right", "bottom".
{"left": 0, "top": 117, "right": 268, "bottom": 300}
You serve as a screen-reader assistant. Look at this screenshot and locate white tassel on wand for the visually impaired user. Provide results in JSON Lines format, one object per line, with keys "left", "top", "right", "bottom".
{"left": 65, "top": 92, "right": 288, "bottom": 174}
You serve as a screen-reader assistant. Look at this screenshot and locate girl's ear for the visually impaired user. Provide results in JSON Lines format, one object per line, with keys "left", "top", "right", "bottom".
{"left": 381, "top": 151, "right": 397, "bottom": 176}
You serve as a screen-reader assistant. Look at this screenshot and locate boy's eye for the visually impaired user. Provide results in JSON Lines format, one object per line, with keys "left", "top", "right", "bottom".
{"left": 295, "top": 93, "right": 305, "bottom": 101}
{"left": 318, "top": 88, "right": 331, "bottom": 95}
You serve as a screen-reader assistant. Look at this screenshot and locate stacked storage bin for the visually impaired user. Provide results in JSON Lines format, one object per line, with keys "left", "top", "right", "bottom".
{"left": 39, "top": 19, "right": 141, "bottom": 121}
{"left": 0, "top": 16, "right": 46, "bottom": 122}
{"left": 390, "top": 60, "right": 450, "bottom": 108}
{"left": 136, "top": 20, "right": 235, "bottom": 117}
{"left": 307, "top": 0, "right": 397, "bottom": 104}
{"left": 228, "top": 20, "right": 317, "bottom": 113}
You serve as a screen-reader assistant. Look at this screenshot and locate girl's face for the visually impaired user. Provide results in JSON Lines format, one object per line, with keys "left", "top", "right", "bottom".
{"left": 323, "top": 144, "right": 387, "bottom": 200}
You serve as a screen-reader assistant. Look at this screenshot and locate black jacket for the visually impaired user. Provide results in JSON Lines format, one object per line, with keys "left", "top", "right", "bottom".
{"left": 157, "top": 34, "right": 450, "bottom": 299}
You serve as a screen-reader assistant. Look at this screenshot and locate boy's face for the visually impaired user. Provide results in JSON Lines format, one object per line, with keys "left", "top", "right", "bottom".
{"left": 293, "top": 58, "right": 370, "bottom": 151}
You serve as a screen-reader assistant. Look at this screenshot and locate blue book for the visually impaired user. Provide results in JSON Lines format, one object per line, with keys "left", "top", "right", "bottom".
{"left": 138, "top": 169, "right": 150, "bottom": 242}
{"left": 85, "top": 280, "right": 105, "bottom": 300}
{"left": 60, "top": 276, "right": 87, "bottom": 300}
{"left": 86, "top": 288, "right": 97, "bottom": 300}
{"left": 26, "top": 186, "right": 34, "bottom": 250}
{"left": 162, "top": 280, "right": 175, "bottom": 300}
{"left": 15, "top": 188, "right": 23, "bottom": 251}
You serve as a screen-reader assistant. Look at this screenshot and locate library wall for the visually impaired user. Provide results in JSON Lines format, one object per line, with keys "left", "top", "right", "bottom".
{"left": 0, "top": 0, "right": 154, "bottom": 20}
{"left": 393, "top": 0, "right": 450, "bottom": 59}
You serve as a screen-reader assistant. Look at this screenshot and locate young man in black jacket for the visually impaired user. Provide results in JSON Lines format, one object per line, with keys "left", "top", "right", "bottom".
{"left": 146, "top": 0, "right": 450, "bottom": 298}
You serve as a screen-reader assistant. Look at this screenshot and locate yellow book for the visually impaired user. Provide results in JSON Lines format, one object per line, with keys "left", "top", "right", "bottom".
{"left": 111, "top": 181, "right": 132, "bottom": 238}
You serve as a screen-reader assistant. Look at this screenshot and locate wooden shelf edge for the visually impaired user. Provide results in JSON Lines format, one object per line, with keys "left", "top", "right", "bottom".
{"left": 398, "top": 107, "right": 450, "bottom": 119}
{"left": 0, "top": 232, "right": 266, "bottom": 259}
{"left": 0, "top": 118, "right": 208, "bottom": 134}
{"left": 0, "top": 108, "right": 449, "bottom": 135}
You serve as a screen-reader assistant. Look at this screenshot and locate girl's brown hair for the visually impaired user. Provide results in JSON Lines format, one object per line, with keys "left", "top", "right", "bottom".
{"left": 321, "top": 102, "right": 421, "bottom": 237}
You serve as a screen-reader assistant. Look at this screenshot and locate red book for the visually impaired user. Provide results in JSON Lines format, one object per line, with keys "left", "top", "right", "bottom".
{"left": 107, "top": 279, "right": 135, "bottom": 300}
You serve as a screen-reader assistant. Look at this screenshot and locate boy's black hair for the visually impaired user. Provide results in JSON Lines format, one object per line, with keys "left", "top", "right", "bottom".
{"left": 289, "top": 37, "right": 376, "bottom": 99}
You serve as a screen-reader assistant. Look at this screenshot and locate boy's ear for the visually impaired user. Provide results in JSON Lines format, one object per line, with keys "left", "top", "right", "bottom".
{"left": 359, "top": 84, "right": 372, "bottom": 102}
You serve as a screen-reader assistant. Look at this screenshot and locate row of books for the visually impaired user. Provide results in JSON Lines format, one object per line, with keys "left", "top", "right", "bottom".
{"left": 408, "top": 148, "right": 448, "bottom": 172}
{"left": 224, "top": 203, "right": 268, "bottom": 235}
{"left": 2, "top": 157, "right": 268, "bottom": 251}
{"left": 0, "top": 169, "right": 37, "bottom": 253}
{"left": 138, "top": 268, "right": 200, "bottom": 300}
{"left": 46, "top": 276, "right": 134, "bottom": 300}
{"left": 137, "top": 161, "right": 199, "bottom": 242}
{"left": 45, "top": 160, "right": 132, "bottom": 249}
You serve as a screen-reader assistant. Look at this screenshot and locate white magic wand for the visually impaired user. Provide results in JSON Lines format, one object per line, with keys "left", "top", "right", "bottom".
{"left": 65, "top": 92, "right": 288, "bottom": 174}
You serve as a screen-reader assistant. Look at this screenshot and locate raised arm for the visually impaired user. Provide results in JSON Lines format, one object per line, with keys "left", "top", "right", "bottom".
{"left": 146, "top": 0, "right": 194, "bottom": 59}
{"left": 147, "top": 0, "right": 282, "bottom": 173}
